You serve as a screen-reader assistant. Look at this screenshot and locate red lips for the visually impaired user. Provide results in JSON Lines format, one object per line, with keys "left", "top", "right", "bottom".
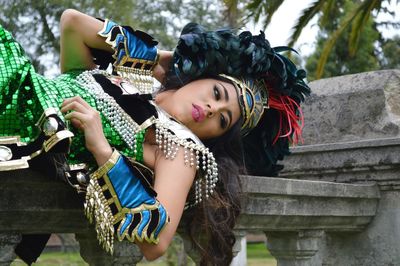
{"left": 192, "top": 104, "right": 205, "bottom": 122}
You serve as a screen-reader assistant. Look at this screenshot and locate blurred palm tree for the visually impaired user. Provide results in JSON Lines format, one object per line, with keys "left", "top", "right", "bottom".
{"left": 223, "top": 0, "right": 399, "bottom": 78}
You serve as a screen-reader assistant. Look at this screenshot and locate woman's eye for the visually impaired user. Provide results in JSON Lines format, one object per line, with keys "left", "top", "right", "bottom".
{"left": 213, "top": 86, "right": 221, "bottom": 100}
{"left": 220, "top": 114, "right": 227, "bottom": 129}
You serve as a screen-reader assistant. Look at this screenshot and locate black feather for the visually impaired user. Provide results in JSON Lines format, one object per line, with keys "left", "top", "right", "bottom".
{"left": 166, "top": 22, "right": 311, "bottom": 176}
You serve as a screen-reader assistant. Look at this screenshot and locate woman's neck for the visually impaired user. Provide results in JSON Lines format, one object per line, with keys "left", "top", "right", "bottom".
{"left": 154, "top": 90, "right": 175, "bottom": 112}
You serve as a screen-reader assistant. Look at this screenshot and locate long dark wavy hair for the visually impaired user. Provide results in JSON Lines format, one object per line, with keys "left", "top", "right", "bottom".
{"left": 160, "top": 74, "right": 244, "bottom": 265}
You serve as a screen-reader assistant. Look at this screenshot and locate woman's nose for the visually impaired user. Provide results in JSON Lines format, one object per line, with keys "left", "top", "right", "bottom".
{"left": 206, "top": 104, "right": 215, "bottom": 117}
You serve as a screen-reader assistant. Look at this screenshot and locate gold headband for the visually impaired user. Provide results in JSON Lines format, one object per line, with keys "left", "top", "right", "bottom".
{"left": 219, "top": 74, "right": 269, "bottom": 135}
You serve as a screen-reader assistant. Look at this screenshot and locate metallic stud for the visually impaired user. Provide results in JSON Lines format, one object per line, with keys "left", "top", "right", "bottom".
{"left": 76, "top": 171, "right": 89, "bottom": 185}
{"left": 0, "top": 146, "right": 12, "bottom": 161}
{"left": 43, "top": 117, "right": 59, "bottom": 136}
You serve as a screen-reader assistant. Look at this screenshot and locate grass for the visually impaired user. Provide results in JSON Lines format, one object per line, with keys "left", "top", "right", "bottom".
{"left": 11, "top": 252, "right": 88, "bottom": 266}
{"left": 11, "top": 243, "right": 276, "bottom": 266}
{"left": 247, "top": 243, "right": 276, "bottom": 266}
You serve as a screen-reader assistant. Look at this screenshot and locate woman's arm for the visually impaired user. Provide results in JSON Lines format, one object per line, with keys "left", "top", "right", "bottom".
{"left": 135, "top": 147, "right": 196, "bottom": 260}
{"left": 60, "top": 9, "right": 109, "bottom": 73}
{"left": 61, "top": 96, "right": 112, "bottom": 165}
{"left": 61, "top": 96, "right": 195, "bottom": 260}
{"left": 59, "top": 9, "right": 173, "bottom": 82}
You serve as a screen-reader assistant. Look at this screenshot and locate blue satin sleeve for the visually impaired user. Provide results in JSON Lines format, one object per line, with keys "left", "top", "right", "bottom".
{"left": 84, "top": 149, "right": 170, "bottom": 253}
{"left": 108, "top": 156, "right": 155, "bottom": 207}
{"left": 98, "top": 19, "right": 158, "bottom": 67}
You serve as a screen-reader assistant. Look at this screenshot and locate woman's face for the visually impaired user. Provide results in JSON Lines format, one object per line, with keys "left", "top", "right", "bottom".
{"left": 160, "top": 78, "right": 241, "bottom": 139}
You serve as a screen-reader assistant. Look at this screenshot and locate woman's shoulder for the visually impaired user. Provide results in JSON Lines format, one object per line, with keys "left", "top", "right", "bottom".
{"left": 149, "top": 105, "right": 218, "bottom": 207}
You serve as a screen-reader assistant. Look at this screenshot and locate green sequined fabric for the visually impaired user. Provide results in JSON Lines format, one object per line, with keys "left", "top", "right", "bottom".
{"left": 0, "top": 24, "right": 143, "bottom": 165}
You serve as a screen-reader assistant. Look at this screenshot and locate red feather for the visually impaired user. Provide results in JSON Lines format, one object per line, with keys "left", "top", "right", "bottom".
{"left": 268, "top": 90, "right": 304, "bottom": 145}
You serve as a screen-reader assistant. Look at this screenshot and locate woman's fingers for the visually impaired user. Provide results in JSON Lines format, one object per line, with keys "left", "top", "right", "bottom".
{"left": 61, "top": 96, "right": 80, "bottom": 106}
{"left": 70, "top": 117, "right": 84, "bottom": 130}
{"left": 63, "top": 109, "right": 87, "bottom": 123}
{"left": 61, "top": 100, "right": 88, "bottom": 114}
{"left": 60, "top": 95, "right": 111, "bottom": 165}
{"left": 61, "top": 96, "right": 101, "bottom": 128}
{"left": 61, "top": 96, "right": 92, "bottom": 109}
{"left": 74, "top": 96, "right": 92, "bottom": 108}
{"left": 64, "top": 107, "right": 101, "bottom": 127}
{"left": 61, "top": 96, "right": 98, "bottom": 126}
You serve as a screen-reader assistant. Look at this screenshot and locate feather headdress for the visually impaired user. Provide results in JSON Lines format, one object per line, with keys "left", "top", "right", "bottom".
{"left": 168, "top": 23, "right": 311, "bottom": 176}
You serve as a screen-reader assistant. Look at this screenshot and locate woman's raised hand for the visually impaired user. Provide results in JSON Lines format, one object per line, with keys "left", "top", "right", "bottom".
{"left": 61, "top": 96, "right": 112, "bottom": 165}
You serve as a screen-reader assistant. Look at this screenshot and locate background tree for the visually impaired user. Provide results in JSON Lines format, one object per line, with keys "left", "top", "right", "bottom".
{"left": 0, "top": 0, "right": 226, "bottom": 76}
{"left": 379, "top": 35, "right": 400, "bottom": 69}
{"left": 239, "top": 0, "right": 400, "bottom": 78}
{"left": 305, "top": 1, "right": 380, "bottom": 80}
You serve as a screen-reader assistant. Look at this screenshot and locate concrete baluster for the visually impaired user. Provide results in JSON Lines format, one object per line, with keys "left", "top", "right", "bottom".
{"left": 76, "top": 230, "right": 143, "bottom": 266}
{"left": 0, "top": 234, "right": 21, "bottom": 266}
{"left": 266, "top": 230, "right": 324, "bottom": 266}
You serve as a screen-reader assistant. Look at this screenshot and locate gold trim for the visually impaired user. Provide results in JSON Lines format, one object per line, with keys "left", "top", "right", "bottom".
{"left": 139, "top": 116, "right": 155, "bottom": 131}
{"left": 103, "top": 170, "right": 123, "bottom": 213}
{"left": 98, "top": 18, "right": 110, "bottom": 38}
{"left": 219, "top": 74, "right": 267, "bottom": 133}
{"left": 116, "top": 202, "right": 166, "bottom": 244}
{"left": 98, "top": 19, "right": 157, "bottom": 73}
{"left": 91, "top": 149, "right": 120, "bottom": 178}
{"left": 116, "top": 58, "right": 156, "bottom": 71}
{"left": 0, "top": 156, "right": 30, "bottom": 171}
{"left": 43, "top": 130, "right": 74, "bottom": 152}
{"left": 29, "top": 149, "right": 42, "bottom": 159}
{"left": 35, "top": 107, "right": 59, "bottom": 128}
{"left": 0, "top": 136, "right": 26, "bottom": 146}
{"left": 69, "top": 163, "right": 88, "bottom": 171}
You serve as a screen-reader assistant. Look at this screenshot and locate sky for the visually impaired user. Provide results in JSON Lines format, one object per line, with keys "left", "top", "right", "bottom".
{"left": 250, "top": 0, "right": 400, "bottom": 56}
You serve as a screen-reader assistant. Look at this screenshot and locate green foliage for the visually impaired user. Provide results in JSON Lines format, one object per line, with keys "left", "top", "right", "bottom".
{"left": 127, "top": 0, "right": 227, "bottom": 50}
{"left": 247, "top": 242, "right": 274, "bottom": 259}
{"left": 311, "top": 0, "right": 384, "bottom": 78}
{"left": 380, "top": 35, "right": 400, "bottom": 69}
{"left": 244, "top": 0, "right": 283, "bottom": 29}
{"left": 11, "top": 251, "right": 88, "bottom": 265}
{"left": 0, "top": 0, "right": 226, "bottom": 75}
{"left": 239, "top": 0, "right": 400, "bottom": 78}
{"left": 305, "top": 1, "right": 380, "bottom": 80}
{"left": 0, "top": 0, "right": 134, "bottom": 74}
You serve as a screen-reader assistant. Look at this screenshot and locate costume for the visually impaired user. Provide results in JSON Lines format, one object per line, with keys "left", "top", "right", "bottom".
{"left": 0, "top": 16, "right": 310, "bottom": 262}
{"left": 0, "top": 20, "right": 218, "bottom": 258}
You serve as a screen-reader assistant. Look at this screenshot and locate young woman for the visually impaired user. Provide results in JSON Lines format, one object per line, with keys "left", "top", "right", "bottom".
{"left": 0, "top": 9, "right": 309, "bottom": 265}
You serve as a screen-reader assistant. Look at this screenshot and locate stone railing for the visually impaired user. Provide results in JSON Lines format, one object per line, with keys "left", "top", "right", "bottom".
{"left": 0, "top": 169, "right": 143, "bottom": 265}
{"left": 275, "top": 69, "right": 400, "bottom": 265}
{"left": 1, "top": 70, "right": 399, "bottom": 265}
{"left": 0, "top": 170, "right": 380, "bottom": 266}
{"left": 234, "top": 175, "right": 379, "bottom": 266}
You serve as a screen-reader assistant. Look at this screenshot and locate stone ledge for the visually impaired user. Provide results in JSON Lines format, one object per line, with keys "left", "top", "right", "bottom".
{"left": 290, "top": 137, "right": 400, "bottom": 154}
{"left": 0, "top": 169, "right": 89, "bottom": 233}
{"left": 237, "top": 175, "right": 379, "bottom": 232}
{"left": 0, "top": 170, "right": 380, "bottom": 234}
{"left": 280, "top": 137, "right": 400, "bottom": 188}
{"left": 302, "top": 70, "right": 400, "bottom": 145}
{"left": 241, "top": 175, "right": 379, "bottom": 198}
